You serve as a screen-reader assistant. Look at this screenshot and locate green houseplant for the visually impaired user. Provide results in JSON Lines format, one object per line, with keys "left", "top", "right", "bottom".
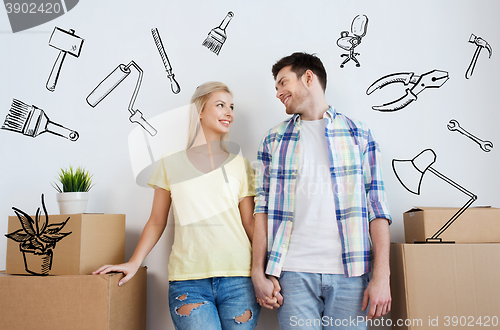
{"left": 53, "top": 166, "right": 94, "bottom": 214}
{"left": 5, "top": 194, "right": 72, "bottom": 275}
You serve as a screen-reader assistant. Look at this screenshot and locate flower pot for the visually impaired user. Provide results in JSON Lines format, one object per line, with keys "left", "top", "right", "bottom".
{"left": 56, "top": 192, "right": 89, "bottom": 214}
{"left": 22, "top": 249, "right": 53, "bottom": 275}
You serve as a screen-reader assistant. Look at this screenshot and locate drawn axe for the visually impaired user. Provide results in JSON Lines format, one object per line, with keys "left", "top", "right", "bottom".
{"left": 46, "top": 27, "right": 84, "bottom": 91}
{"left": 465, "top": 33, "right": 492, "bottom": 79}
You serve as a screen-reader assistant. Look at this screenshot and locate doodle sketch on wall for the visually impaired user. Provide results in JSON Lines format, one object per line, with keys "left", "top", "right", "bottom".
{"left": 465, "top": 33, "right": 492, "bottom": 79}
{"left": 392, "top": 149, "right": 477, "bottom": 243}
{"left": 86, "top": 61, "right": 158, "bottom": 136}
{"left": 46, "top": 27, "right": 84, "bottom": 92}
{"left": 202, "top": 11, "right": 234, "bottom": 55}
{"left": 366, "top": 69, "right": 449, "bottom": 112}
{"left": 5, "top": 194, "right": 72, "bottom": 275}
{"left": 448, "top": 119, "right": 493, "bottom": 152}
{"left": 151, "top": 28, "right": 181, "bottom": 94}
{"left": 1, "top": 98, "right": 79, "bottom": 141}
{"left": 336, "top": 14, "right": 368, "bottom": 68}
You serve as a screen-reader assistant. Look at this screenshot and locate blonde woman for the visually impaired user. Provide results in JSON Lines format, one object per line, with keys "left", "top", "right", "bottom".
{"left": 94, "top": 82, "right": 261, "bottom": 329}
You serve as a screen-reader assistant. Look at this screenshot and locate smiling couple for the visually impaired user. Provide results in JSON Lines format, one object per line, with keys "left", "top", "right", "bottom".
{"left": 94, "top": 52, "right": 392, "bottom": 330}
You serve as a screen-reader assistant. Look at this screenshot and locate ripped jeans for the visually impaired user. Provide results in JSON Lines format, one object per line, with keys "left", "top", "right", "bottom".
{"left": 168, "top": 277, "right": 261, "bottom": 330}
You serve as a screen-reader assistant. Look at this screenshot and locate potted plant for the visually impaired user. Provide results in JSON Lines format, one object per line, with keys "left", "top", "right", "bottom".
{"left": 53, "top": 165, "right": 94, "bottom": 214}
{"left": 5, "top": 194, "right": 72, "bottom": 275}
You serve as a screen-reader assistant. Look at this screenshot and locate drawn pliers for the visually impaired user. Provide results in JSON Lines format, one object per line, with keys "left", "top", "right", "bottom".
{"left": 366, "top": 69, "right": 449, "bottom": 112}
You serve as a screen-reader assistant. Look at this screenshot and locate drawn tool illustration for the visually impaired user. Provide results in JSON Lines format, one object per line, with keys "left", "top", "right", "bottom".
{"left": 1, "top": 98, "right": 79, "bottom": 141}
{"left": 5, "top": 194, "right": 72, "bottom": 275}
{"left": 465, "top": 33, "right": 492, "bottom": 79}
{"left": 151, "top": 28, "right": 181, "bottom": 94}
{"left": 366, "top": 69, "right": 449, "bottom": 112}
{"left": 46, "top": 27, "right": 84, "bottom": 92}
{"left": 86, "top": 61, "right": 157, "bottom": 136}
{"left": 448, "top": 119, "right": 493, "bottom": 152}
{"left": 202, "top": 11, "right": 234, "bottom": 55}
{"left": 392, "top": 149, "right": 477, "bottom": 243}
{"left": 337, "top": 14, "right": 368, "bottom": 68}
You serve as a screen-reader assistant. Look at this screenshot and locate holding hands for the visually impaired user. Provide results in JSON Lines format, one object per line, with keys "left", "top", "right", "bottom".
{"left": 252, "top": 274, "right": 283, "bottom": 309}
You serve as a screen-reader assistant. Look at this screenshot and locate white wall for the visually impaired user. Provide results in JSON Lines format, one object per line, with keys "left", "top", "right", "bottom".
{"left": 1, "top": 1, "right": 499, "bottom": 329}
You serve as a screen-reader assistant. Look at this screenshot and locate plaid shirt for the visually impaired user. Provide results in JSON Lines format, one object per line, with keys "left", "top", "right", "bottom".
{"left": 254, "top": 107, "right": 392, "bottom": 278}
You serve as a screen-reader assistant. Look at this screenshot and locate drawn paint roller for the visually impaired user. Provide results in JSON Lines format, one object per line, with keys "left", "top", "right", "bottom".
{"left": 151, "top": 28, "right": 181, "bottom": 94}
{"left": 46, "top": 27, "right": 84, "bottom": 92}
{"left": 86, "top": 61, "right": 157, "bottom": 136}
{"left": 1, "top": 98, "right": 79, "bottom": 141}
{"left": 202, "top": 11, "right": 234, "bottom": 55}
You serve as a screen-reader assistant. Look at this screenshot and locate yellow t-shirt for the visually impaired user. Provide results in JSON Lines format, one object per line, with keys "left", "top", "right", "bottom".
{"left": 148, "top": 150, "right": 255, "bottom": 281}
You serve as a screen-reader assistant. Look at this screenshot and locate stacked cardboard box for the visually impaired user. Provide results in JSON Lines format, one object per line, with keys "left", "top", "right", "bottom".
{"left": 0, "top": 267, "right": 147, "bottom": 329}
{"left": 6, "top": 213, "right": 126, "bottom": 275}
{"left": 1, "top": 213, "right": 147, "bottom": 330}
{"left": 390, "top": 207, "right": 500, "bottom": 330}
{"left": 403, "top": 207, "right": 500, "bottom": 243}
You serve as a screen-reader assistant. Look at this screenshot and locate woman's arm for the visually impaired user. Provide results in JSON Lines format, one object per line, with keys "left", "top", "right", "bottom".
{"left": 238, "top": 196, "right": 255, "bottom": 242}
{"left": 93, "top": 187, "right": 171, "bottom": 285}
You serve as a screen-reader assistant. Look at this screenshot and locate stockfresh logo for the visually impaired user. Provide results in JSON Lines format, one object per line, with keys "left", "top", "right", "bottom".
{"left": 3, "top": 0, "right": 79, "bottom": 33}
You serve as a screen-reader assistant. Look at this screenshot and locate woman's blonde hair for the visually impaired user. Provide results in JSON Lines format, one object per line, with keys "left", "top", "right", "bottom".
{"left": 186, "top": 81, "right": 233, "bottom": 149}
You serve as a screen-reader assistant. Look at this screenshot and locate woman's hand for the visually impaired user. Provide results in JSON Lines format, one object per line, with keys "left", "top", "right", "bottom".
{"left": 93, "top": 187, "right": 171, "bottom": 287}
{"left": 93, "top": 261, "right": 140, "bottom": 286}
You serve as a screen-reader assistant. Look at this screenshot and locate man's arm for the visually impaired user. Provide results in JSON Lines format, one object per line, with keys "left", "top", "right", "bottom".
{"left": 362, "top": 218, "right": 391, "bottom": 319}
{"left": 358, "top": 125, "right": 392, "bottom": 318}
{"left": 251, "top": 212, "right": 282, "bottom": 309}
{"left": 252, "top": 131, "right": 283, "bottom": 309}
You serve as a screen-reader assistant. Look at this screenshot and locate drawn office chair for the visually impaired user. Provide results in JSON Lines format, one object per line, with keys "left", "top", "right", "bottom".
{"left": 337, "top": 15, "right": 368, "bottom": 68}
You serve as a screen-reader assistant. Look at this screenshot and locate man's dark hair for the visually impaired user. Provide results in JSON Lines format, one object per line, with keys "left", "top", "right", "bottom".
{"left": 272, "top": 52, "right": 327, "bottom": 92}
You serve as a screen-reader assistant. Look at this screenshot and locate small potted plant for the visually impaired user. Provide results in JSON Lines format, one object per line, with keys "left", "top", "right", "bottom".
{"left": 53, "top": 165, "right": 94, "bottom": 214}
{"left": 5, "top": 194, "right": 72, "bottom": 275}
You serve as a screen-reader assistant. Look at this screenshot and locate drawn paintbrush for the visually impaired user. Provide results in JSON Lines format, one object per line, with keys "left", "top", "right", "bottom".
{"left": 202, "top": 11, "right": 234, "bottom": 55}
{"left": 151, "top": 28, "right": 181, "bottom": 94}
{"left": 1, "top": 99, "right": 79, "bottom": 141}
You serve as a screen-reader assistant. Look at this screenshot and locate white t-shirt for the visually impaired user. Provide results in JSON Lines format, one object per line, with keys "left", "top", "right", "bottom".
{"left": 282, "top": 119, "right": 344, "bottom": 274}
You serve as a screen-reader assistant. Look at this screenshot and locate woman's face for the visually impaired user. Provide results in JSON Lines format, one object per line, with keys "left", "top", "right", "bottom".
{"left": 199, "top": 91, "right": 234, "bottom": 136}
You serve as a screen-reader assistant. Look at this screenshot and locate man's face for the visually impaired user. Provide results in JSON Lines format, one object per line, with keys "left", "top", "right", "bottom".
{"left": 275, "top": 65, "right": 309, "bottom": 115}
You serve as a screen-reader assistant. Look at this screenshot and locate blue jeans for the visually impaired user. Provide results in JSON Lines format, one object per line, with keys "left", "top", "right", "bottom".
{"left": 168, "top": 277, "right": 261, "bottom": 330}
{"left": 277, "top": 271, "right": 369, "bottom": 330}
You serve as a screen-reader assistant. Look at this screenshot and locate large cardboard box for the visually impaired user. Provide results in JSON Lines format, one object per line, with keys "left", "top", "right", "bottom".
{"left": 6, "top": 213, "right": 125, "bottom": 275}
{"left": 0, "top": 266, "right": 147, "bottom": 330}
{"left": 390, "top": 243, "right": 500, "bottom": 330}
{"left": 404, "top": 207, "right": 500, "bottom": 243}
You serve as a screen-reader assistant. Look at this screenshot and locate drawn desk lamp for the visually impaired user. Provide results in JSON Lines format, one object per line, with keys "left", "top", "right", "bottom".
{"left": 87, "top": 61, "right": 157, "bottom": 136}
{"left": 392, "top": 149, "right": 477, "bottom": 243}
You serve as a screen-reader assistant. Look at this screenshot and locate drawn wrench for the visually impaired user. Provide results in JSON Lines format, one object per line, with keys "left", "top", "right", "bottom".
{"left": 447, "top": 119, "right": 493, "bottom": 152}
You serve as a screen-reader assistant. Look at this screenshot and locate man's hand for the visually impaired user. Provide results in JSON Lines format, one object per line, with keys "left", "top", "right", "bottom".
{"left": 361, "top": 273, "right": 391, "bottom": 319}
{"left": 252, "top": 273, "right": 283, "bottom": 309}
{"left": 268, "top": 275, "right": 283, "bottom": 305}
{"left": 363, "top": 217, "right": 391, "bottom": 319}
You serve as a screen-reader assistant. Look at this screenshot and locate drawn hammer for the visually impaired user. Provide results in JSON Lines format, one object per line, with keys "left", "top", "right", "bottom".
{"left": 46, "top": 27, "right": 84, "bottom": 92}
{"left": 465, "top": 33, "right": 492, "bottom": 79}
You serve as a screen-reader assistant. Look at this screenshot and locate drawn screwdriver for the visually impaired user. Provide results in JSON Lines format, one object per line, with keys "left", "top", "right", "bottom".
{"left": 151, "top": 28, "right": 181, "bottom": 94}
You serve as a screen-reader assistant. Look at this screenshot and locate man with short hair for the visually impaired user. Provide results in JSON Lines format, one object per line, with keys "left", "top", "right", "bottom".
{"left": 252, "top": 52, "right": 392, "bottom": 329}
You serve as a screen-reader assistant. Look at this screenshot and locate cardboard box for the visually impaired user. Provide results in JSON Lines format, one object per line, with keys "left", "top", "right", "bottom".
{"left": 6, "top": 213, "right": 125, "bottom": 275}
{"left": 0, "top": 266, "right": 147, "bottom": 330}
{"left": 390, "top": 243, "right": 500, "bottom": 330}
{"left": 404, "top": 207, "right": 500, "bottom": 243}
